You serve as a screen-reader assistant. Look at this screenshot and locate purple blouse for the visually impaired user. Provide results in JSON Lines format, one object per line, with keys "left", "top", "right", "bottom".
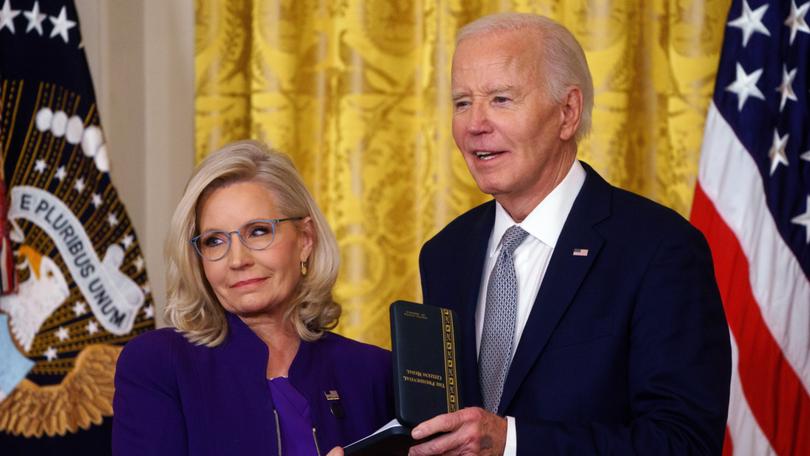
{"left": 268, "top": 377, "right": 319, "bottom": 455}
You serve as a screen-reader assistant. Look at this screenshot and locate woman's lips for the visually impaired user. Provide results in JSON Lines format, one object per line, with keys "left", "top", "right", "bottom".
{"left": 231, "top": 277, "right": 267, "bottom": 288}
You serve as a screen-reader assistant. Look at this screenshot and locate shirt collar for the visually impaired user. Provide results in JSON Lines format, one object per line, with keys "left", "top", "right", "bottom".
{"left": 488, "top": 160, "right": 586, "bottom": 256}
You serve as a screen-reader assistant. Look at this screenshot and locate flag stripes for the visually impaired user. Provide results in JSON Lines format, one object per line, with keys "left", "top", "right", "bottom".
{"left": 692, "top": 104, "right": 810, "bottom": 455}
{"left": 694, "top": 183, "right": 809, "bottom": 455}
{"left": 726, "top": 337, "right": 773, "bottom": 455}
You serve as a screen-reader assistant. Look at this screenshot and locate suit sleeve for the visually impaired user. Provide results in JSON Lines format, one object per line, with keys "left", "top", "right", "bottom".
{"left": 112, "top": 332, "right": 189, "bottom": 456}
{"left": 418, "top": 242, "right": 431, "bottom": 302}
{"left": 514, "top": 229, "right": 731, "bottom": 455}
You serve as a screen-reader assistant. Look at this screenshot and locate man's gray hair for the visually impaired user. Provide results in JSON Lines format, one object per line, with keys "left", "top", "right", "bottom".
{"left": 457, "top": 13, "right": 594, "bottom": 142}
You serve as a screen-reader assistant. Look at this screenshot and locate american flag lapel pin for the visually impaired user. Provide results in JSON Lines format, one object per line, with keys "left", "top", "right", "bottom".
{"left": 572, "top": 248, "right": 589, "bottom": 257}
{"left": 324, "top": 390, "right": 345, "bottom": 418}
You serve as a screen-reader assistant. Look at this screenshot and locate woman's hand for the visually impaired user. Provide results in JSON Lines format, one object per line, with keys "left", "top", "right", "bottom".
{"left": 326, "top": 446, "right": 344, "bottom": 456}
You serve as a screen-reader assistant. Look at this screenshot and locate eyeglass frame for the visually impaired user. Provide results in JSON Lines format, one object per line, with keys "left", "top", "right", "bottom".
{"left": 190, "top": 217, "right": 304, "bottom": 261}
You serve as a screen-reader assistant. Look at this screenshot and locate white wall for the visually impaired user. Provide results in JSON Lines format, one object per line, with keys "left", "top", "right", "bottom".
{"left": 75, "top": 0, "right": 194, "bottom": 326}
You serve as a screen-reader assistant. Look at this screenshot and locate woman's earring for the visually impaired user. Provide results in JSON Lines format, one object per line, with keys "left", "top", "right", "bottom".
{"left": 300, "top": 260, "right": 308, "bottom": 277}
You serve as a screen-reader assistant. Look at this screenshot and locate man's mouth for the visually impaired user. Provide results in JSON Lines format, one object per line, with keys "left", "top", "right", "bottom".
{"left": 473, "top": 150, "right": 505, "bottom": 160}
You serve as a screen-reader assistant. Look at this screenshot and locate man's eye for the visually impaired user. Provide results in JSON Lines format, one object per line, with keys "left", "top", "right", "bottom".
{"left": 493, "top": 96, "right": 510, "bottom": 104}
{"left": 454, "top": 100, "right": 470, "bottom": 110}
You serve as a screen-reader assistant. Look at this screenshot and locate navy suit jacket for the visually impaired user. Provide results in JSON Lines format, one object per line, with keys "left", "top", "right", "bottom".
{"left": 112, "top": 313, "right": 393, "bottom": 455}
{"left": 419, "top": 162, "right": 731, "bottom": 455}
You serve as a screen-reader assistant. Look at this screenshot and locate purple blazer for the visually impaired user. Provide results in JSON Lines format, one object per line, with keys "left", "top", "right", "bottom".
{"left": 112, "top": 313, "right": 393, "bottom": 455}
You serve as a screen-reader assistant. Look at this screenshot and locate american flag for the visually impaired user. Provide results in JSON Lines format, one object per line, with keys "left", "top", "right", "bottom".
{"left": 690, "top": 0, "right": 809, "bottom": 455}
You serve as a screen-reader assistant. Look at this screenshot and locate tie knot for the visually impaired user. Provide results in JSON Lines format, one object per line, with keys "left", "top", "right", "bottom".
{"left": 500, "top": 225, "right": 529, "bottom": 256}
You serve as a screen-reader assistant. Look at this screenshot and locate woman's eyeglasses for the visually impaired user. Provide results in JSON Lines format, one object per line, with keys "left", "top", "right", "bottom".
{"left": 190, "top": 217, "right": 303, "bottom": 261}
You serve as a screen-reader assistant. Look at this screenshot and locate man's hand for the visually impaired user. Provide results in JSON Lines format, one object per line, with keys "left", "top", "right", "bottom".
{"left": 325, "top": 447, "right": 344, "bottom": 456}
{"left": 407, "top": 407, "right": 507, "bottom": 456}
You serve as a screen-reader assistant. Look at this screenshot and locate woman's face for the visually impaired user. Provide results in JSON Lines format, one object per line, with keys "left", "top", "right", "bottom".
{"left": 196, "top": 181, "right": 313, "bottom": 319}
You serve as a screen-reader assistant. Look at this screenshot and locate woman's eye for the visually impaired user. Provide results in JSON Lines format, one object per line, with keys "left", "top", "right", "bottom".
{"left": 202, "top": 235, "right": 225, "bottom": 247}
{"left": 247, "top": 225, "right": 271, "bottom": 238}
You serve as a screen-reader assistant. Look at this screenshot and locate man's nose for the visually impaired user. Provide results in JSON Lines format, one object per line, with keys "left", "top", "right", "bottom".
{"left": 466, "top": 101, "right": 492, "bottom": 135}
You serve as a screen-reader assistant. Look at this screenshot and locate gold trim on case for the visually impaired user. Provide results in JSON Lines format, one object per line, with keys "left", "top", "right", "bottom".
{"left": 441, "top": 309, "right": 458, "bottom": 412}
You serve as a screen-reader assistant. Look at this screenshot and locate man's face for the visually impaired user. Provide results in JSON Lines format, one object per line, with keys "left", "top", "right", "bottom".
{"left": 451, "top": 29, "right": 575, "bottom": 216}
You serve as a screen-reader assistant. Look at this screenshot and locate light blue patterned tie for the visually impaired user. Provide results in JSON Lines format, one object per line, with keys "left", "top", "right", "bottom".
{"left": 479, "top": 225, "right": 529, "bottom": 413}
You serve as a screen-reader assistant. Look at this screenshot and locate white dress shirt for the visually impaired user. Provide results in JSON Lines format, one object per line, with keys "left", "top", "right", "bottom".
{"left": 474, "top": 160, "right": 586, "bottom": 455}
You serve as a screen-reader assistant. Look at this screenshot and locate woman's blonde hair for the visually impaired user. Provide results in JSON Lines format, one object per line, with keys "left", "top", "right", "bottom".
{"left": 164, "top": 140, "right": 341, "bottom": 347}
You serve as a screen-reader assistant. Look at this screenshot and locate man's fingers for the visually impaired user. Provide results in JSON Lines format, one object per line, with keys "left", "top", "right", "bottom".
{"left": 325, "top": 446, "right": 344, "bottom": 456}
{"left": 408, "top": 408, "right": 498, "bottom": 455}
{"left": 412, "top": 410, "right": 464, "bottom": 440}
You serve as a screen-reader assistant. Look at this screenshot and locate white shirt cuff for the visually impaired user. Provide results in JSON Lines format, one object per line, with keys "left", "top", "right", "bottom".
{"left": 504, "top": 416, "right": 517, "bottom": 455}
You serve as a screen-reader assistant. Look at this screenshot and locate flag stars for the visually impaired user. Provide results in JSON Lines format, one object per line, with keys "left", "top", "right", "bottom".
{"left": 768, "top": 130, "right": 789, "bottom": 175}
{"left": 92, "top": 193, "right": 103, "bottom": 209}
{"left": 776, "top": 65, "right": 798, "bottom": 111}
{"left": 74, "top": 177, "right": 85, "bottom": 193}
{"left": 49, "top": 6, "right": 75, "bottom": 43}
{"left": 141, "top": 284, "right": 151, "bottom": 296}
{"left": 44, "top": 346, "right": 58, "bottom": 361}
{"left": 785, "top": 0, "right": 810, "bottom": 45}
{"left": 87, "top": 320, "right": 99, "bottom": 336}
{"left": 34, "top": 159, "right": 47, "bottom": 173}
{"left": 107, "top": 213, "right": 119, "bottom": 227}
{"left": 143, "top": 304, "right": 154, "bottom": 319}
{"left": 23, "top": 1, "right": 45, "bottom": 35}
{"left": 133, "top": 256, "right": 144, "bottom": 272}
{"left": 792, "top": 196, "right": 810, "bottom": 243}
{"left": 121, "top": 234, "right": 134, "bottom": 249}
{"left": 728, "top": 0, "right": 770, "bottom": 47}
{"left": 726, "top": 63, "right": 765, "bottom": 111}
{"left": 0, "top": 0, "right": 20, "bottom": 34}
{"left": 55, "top": 326, "right": 69, "bottom": 342}
{"left": 801, "top": 150, "right": 810, "bottom": 162}
{"left": 72, "top": 300, "right": 87, "bottom": 317}
{"left": 54, "top": 166, "right": 66, "bottom": 181}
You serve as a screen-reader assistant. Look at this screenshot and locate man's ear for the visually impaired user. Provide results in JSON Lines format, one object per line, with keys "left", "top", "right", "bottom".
{"left": 559, "top": 86, "right": 583, "bottom": 141}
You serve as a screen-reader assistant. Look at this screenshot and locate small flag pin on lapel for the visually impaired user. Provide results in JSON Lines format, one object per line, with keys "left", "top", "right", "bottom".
{"left": 572, "top": 248, "right": 589, "bottom": 257}
{"left": 324, "top": 390, "right": 345, "bottom": 418}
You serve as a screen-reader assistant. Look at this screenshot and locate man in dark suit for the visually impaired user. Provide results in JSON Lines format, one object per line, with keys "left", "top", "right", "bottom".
{"left": 409, "top": 13, "right": 731, "bottom": 455}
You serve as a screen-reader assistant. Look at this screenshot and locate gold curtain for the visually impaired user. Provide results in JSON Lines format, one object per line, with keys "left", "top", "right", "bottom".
{"left": 195, "top": 0, "right": 731, "bottom": 348}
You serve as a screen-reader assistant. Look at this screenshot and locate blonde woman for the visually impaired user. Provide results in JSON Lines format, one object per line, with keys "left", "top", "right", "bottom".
{"left": 113, "top": 141, "right": 393, "bottom": 455}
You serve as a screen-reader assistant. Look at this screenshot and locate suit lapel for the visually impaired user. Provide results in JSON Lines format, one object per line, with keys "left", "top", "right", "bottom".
{"left": 498, "top": 164, "right": 611, "bottom": 414}
{"left": 458, "top": 201, "right": 495, "bottom": 408}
